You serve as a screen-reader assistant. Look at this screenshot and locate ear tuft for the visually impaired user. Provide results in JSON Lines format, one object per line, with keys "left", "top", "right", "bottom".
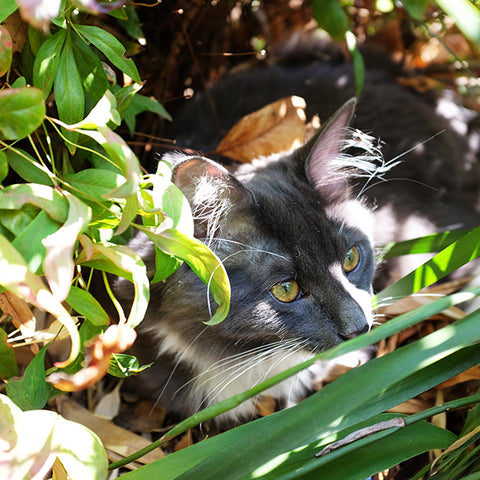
{"left": 305, "top": 98, "right": 356, "bottom": 201}
{"left": 172, "top": 156, "right": 251, "bottom": 240}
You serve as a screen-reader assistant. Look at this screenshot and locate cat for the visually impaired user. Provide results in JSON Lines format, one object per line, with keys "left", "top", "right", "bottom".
{"left": 115, "top": 43, "right": 479, "bottom": 423}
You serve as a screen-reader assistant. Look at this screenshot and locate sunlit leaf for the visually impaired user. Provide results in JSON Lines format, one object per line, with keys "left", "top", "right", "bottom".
{"left": 0, "top": 0, "right": 18, "bottom": 23}
{"left": 66, "top": 285, "right": 110, "bottom": 326}
{"left": 377, "top": 225, "right": 480, "bottom": 305}
{"left": 145, "top": 228, "right": 230, "bottom": 325}
{"left": 12, "top": 209, "right": 59, "bottom": 273}
{"left": 76, "top": 236, "right": 149, "bottom": 328}
{"left": 32, "top": 28, "right": 66, "bottom": 97}
{"left": 42, "top": 192, "right": 91, "bottom": 301}
{"left": 435, "top": 0, "right": 480, "bottom": 45}
{"left": 0, "top": 234, "right": 80, "bottom": 368}
{"left": 0, "top": 183, "right": 68, "bottom": 222}
{"left": 0, "top": 393, "right": 108, "bottom": 480}
{"left": 0, "top": 87, "right": 45, "bottom": 140}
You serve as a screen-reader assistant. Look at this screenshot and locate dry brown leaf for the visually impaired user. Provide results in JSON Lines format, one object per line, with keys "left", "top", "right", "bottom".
{"left": 256, "top": 394, "right": 276, "bottom": 417}
{"left": 387, "top": 397, "right": 432, "bottom": 414}
{"left": 57, "top": 397, "right": 164, "bottom": 466}
{"left": 47, "top": 324, "right": 136, "bottom": 392}
{"left": 436, "top": 365, "right": 480, "bottom": 389}
{"left": 215, "top": 96, "right": 307, "bottom": 163}
{"left": 119, "top": 399, "right": 167, "bottom": 434}
{"left": 0, "top": 291, "right": 36, "bottom": 334}
{"left": 174, "top": 430, "right": 193, "bottom": 452}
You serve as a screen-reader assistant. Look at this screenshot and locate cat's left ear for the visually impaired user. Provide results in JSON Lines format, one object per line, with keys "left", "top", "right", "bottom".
{"left": 304, "top": 98, "right": 356, "bottom": 201}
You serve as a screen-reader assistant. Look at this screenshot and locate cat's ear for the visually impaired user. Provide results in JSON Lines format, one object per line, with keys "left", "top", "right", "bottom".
{"left": 304, "top": 98, "right": 356, "bottom": 201}
{"left": 172, "top": 156, "right": 252, "bottom": 239}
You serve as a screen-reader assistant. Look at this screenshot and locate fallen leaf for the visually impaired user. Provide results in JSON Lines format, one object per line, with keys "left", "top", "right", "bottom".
{"left": 47, "top": 324, "right": 136, "bottom": 392}
{"left": 256, "top": 394, "right": 276, "bottom": 417}
{"left": 436, "top": 365, "right": 480, "bottom": 389}
{"left": 215, "top": 96, "right": 307, "bottom": 163}
{"left": 57, "top": 397, "right": 165, "bottom": 466}
{"left": 174, "top": 430, "right": 193, "bottom": 452}
{"left": 0, "top": 291, "right": 35, "bottom": 335}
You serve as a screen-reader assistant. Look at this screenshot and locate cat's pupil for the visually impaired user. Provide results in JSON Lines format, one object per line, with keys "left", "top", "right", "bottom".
{"left": 343, "top": 245, "right": 360, "bottom": 273}
{"left": 270, "top": 280, "right": 301, "bottom": 303}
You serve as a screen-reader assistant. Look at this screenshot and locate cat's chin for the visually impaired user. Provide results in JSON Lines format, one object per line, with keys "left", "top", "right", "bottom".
{"left": 186, "top": 345, "right": 374, "bottom": 425}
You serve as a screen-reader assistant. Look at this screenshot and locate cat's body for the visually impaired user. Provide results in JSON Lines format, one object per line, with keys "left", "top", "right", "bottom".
{"left": 116, "top": 44, "right": 479, "bottom": 422}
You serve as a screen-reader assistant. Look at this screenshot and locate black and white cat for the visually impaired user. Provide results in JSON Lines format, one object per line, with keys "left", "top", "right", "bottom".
{"left": 116, "top": 45, "right": 479, "bottom": 422}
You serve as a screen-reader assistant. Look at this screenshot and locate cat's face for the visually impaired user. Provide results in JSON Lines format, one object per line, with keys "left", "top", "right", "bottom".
{"left": 123, "top": 100, "right": 377, "bottom": 418}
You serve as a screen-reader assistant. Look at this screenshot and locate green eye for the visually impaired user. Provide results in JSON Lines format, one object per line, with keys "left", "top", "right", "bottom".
{"left": 344, "top": 245, "right": 360, "bottom": 273}
{"left": 271, "top": 280, "right": 301, "bottom": 303}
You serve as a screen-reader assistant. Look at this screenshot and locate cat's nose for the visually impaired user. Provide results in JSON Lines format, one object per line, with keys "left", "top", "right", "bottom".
{"left": 340, "top": 323, "right": 370, "bottom": 340}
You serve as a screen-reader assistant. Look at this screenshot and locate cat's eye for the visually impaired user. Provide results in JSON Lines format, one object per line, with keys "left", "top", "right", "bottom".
{"left": 270, "top": 280, "right": 301, "bottom": 303}
{"left": 343, "top": 245, "right": 360, "bottom": 273}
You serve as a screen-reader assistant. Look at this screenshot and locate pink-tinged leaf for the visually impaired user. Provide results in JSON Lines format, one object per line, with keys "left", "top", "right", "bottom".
{"left": 16, "top": 0, "right": 61, "bottom": 31}
{"left": 0, "top": 235, "right": 80, "bottom": 368}
{"left": 76, "top": 235, "right": 149, "bottom": 328}
{"left": 42, "top": 192, "right": 91, "bottom": 301}
{"left": 0, "top": 394, "right": 108, "bottom": 480}
{"left": 0, "top": 26, "right": 13, "bottom": 77}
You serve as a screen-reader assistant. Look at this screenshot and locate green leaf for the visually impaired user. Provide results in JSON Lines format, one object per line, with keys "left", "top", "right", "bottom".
{"left": 377, "top": 225, "right": 480, "bottom": 305}
{"left": 75, "top": 24, "right": 141, "bottom": 83}
{"left": 76, "top": 238, "right": 149, "bottom": 328}
{"left": 312, "top": 0, "right": 349, "bottom": 40}
{"left": 70, "top": 29, "right": 110, "bottom": 114}
{"left": 117, "top": 296, "right": 480, "bottom": 478}
{"left": 145, "top": 228, "right": 230, "bottom": 325}
{"left": 0, "top": 149, "right": 8, "bottom": 183}
{"left": 152, "top": 248, "right": 183, "bottom": 283}
{"left": 435, "top": 0, "right": 480, "bottom": 46}
{"left": 0, "top": 328, "right": 18, "bottom": 380}
{"left": 32, "top": 29, "right": 66, "bottom": 98}
{"left": 124, "top": 93, "right": 171, "bottom": 135}
{"left": 0, "top": 393, "right": 108, "bottom": 480}
{"left": 11, "top": 209, "right": 59, "bottom": 274}
{"left": 6, "top": 345, "right": 50, "bottom": 410}
{"left": 5, "top": 147, "right": 54, "bottom": 185}
{"left": 54, "top": 29, "right": 84, "bottom": 151}
{"left": 402, "top": 0, "right": 429, "bottom": 20}
{"left": 0, "top": 25, "right": 13, "bottom": 77}
{"left": 66, "top": 285, "right": 110, "bottom": 326}
{"left": 108, "top": 353, "right": 151, "bottom": 378}
{"left": 345, "top": 31, "right": 364, "bottom": 96}
{"left": 0, "top": 0, "right": 18, "bottom": 22}
{"left": 382, "top": 229, "right": 469, "bottom": 259}
{"left": 64, "top": 168, "right": 125, "bottom": 203}
{"left": 0, "top": 183, "right": 68, "bottom": 223}
{"left": 0, "top": 87, "right": 46, "bottom": 140}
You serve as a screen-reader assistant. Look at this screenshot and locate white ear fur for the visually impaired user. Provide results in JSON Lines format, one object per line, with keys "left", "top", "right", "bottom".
{"left": 172, "top": 156, "right": 251, "bottom": 240}
{"left": 305, "top": 98, "right": 356, "bottom": 201}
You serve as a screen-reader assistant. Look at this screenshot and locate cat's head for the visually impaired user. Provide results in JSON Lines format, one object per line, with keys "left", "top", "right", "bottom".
{"left": 153, "top": 100, "right": 376, "bottom": 355}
